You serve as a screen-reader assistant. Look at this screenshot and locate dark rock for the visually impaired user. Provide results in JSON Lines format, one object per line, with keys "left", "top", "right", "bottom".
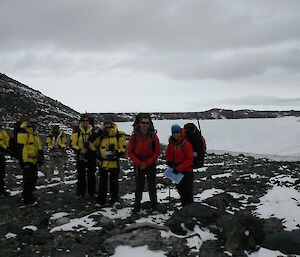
{"left": 102, "top": 228, "right": 179, "bottom": 255}
{"left": 262, "top": 218, "right": 284, "bottom": 235}
{"left": 204, "top": 193, "right": 237, "bottom": 211}
{"left": 220, "top": 211, "right": 265, "bottom": 252}
{"left": 247, "top": 196, "right": 260, "bottom": 204}
{"left": 166, "top": 203, "right": 219, "bottom": 235}
{"left": 262, "top": 231, "right": 300, "bottom": 255}
{"left": 199, "top": 240, "right": 231, "bottom": 257}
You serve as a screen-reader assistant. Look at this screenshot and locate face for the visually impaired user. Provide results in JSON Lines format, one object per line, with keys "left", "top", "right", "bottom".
{"left": 139, "top": 118, "right": 150, "bottom": 134}
{"left": 53, "top": 126, "right": 59, "bottom": 132}
{"left": 81, "top": 117, "right": 90, "bottom": 126}
{"left": 172, "top": 131, "right": 181, "bottom": 140}
{"left": 28, "top": 118, "right": 38, "bottom": 129}
{"left": 104, "top": 123, "right": 113, "bottom": 132}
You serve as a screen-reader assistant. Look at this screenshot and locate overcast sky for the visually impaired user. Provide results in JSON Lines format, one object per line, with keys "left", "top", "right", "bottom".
{"left": 1, "top": 0, "right": 300, "bottom": 112}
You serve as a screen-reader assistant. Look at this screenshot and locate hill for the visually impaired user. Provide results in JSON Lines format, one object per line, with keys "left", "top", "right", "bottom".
{"left": 0, "top": 73, "right": 80, "bottom": 132}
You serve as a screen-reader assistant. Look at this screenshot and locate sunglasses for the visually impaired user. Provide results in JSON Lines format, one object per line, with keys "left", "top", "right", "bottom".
{"left": 81, "top": 119, "right": 89, "bottom": 122}
{"left": 30, "top": 121, "right": 38, "bottom": 124}
{"left": 140, "top": 122, "right": 150, "bottom": 125}
{"left": 105, "top": 126, "right": 113, "bottom": 129}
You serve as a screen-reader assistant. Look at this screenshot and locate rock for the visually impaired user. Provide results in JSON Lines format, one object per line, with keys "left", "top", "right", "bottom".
{"left": 166, "top": 203, "right": 219, "bottom": 235}
{"left": 247, "top": 196, "right": 260, "bottom": 204}
{"left": 262, "top": 218, "right": 284, "bottom": 235}
{"left": 262, "top": 231, "right": 300, "bottom": 255}
{"left": 102, "top": 228, "right": 162, "bottom": 255}
{"left": 56, "top": 217, "right": 70, "bottom": 226}
{"left": 199, "top": 240, "right": 232, "bottom": 257}
{"left": 220, "top": 211, "right": 265, "bottom": 252}
{"left": 204, "top": 193, "right": 237, "bottom": 211}
{"left": 123, "top": 222, "right": 168, "bottom": 233}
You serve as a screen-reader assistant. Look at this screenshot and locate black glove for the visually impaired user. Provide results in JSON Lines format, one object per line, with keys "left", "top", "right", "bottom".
{"left": 167, "top": 161, "right": 178, "bottom": 169}
{"left": 173, "top": 169, "right": 179, "bottom": 174}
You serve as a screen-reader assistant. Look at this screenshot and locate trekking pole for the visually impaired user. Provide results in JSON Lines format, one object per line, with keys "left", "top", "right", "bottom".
{"left": 196, "top": 112, "right": 201, "bottom": 131}
{"left": 168, "top": 184, "right": 171, "bottom": 209}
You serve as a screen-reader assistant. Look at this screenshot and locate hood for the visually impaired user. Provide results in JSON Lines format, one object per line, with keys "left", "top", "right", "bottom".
{"left": 169, "top": 128, "right": 187, "bottom": 145}
{"left": 79, "top": 124, "right": 93, "bottom": 134}
{"left": 101, "top": 122, "right": 118, "bottom": 137}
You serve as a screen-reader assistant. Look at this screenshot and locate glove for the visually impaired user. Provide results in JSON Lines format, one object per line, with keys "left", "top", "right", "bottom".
{"left": 173, "top": 169, "right": 179, "bottom": 174}
{"left": 167, "top": 161, "right": 176, "bottom": 168}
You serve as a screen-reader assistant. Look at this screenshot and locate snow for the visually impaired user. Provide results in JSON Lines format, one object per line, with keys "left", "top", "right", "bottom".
{"left": 255, "top": 186, "right": 300, "bottom": 231}
{"left": 122, "top": 187, "right": 180, "bottom": 203}
{"left": 111, "top": 245, "right": 166, "bottom": 257}
{"left": 50, "top": 213, "right": 98, "bottom": 233}
{"left": 50, "top": 212, "right": 69, "bottom": 220}
{"left": 117, "top": 117, "right": 300, "bottom": 160}
{"left": 5, "top": 233, "right": 17, "bottom": 239}
{"left": 247, "top": 247, "right": 300, "bottom": 257}
{"left": 194, "top": 188, "right": 225, "bottom": 201}
{"left": 22, "top": 225, "right": 38, "bottom": 231}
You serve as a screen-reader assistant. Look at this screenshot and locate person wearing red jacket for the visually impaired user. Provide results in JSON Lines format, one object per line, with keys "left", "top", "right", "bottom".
{"left": 166, "top": 124, "right": 194, "bottom": 206}
{"left": 128, "top": 113, "right": 160, "bottom": 213}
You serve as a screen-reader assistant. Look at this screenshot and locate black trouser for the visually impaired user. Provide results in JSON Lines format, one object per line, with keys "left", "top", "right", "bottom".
{"left": 76, "top": 159, "right": 96, "bottom": 197}
{"left": 22, "top": 162, "right": 38, "bottom": 204}
{"left": 0, "top": 155, "right": 6, "bottom": 194}
{"left": 176, "top": 171, "right": 194, "bottom": 206}
{"left": 98, "top": 167, "right": 120, "bottom": 205}
{"left": 134, "top": 164, "right": 157, "bottom": 209}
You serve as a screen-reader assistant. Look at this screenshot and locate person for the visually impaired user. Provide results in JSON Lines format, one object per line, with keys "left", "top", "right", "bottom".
{"left": 17, "top": 116, "right": 44, "bottom": 205}
{"left": 71, "top": 114, "right": 97, "bottom": 198}
{"left": 0, "top": 123, "right": 10, "bottom": 196}
{"left": 95, "top": 121, "right": 127, "bottom": 206}
{"left": 46, "top": 124, "right": 67, "bottom": 185}
{"left": 128, "top": 113, "right": 160, "bottom": 213}
{"left": 166, "top": 124, "right": 194, "bottom": 207}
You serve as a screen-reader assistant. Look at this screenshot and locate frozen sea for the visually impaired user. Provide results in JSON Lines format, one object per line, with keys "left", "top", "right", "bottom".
{"left": 118, "top": 116, "right": 300, "bottom": 161}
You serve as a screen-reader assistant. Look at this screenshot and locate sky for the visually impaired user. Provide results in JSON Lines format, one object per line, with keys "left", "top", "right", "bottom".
{"left": 0, "top": 0, "right": 300, "bottom": 113}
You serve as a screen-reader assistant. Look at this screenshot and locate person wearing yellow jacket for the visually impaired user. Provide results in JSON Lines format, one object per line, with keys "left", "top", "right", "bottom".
{"left": 17, "top": 117, "right": 44, "bottom": 205}
{"left": 46, "top": 125, "right": 67, "bottom": 184}
{"left": 95, "top": 121, "right": 127, "bottom": 206}
{"left": 0, "top": 125, "right": 10, "bottom": 196}
{"left": 71, "top": 114, "right": 97, "bottom": 198}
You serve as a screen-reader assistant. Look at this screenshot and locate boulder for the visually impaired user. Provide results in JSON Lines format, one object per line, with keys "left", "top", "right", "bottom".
{"left": 166, "top": 203, "right": 219, "bottom": 235}
{"left": 220, "top": 211, "right": 265, "bottom": 252}
{"left": 262, "top": 231, "right": 300, "bottom": 255}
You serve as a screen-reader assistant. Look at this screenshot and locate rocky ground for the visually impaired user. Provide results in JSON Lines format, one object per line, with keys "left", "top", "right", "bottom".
{"left": 1, "top": 146, "right": 300, "bottom": 257}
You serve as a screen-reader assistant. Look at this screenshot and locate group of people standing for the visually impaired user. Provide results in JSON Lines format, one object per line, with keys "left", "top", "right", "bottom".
{"left": 0, "top": 112, "right": 206, "bottom": 212}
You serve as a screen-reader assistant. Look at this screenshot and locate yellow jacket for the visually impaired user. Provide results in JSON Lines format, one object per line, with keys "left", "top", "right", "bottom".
{"left": 0, "top": 129, "right": 10, "bottom": 154}
{"left": 46, "top": 129, "right": 67, "bottom": 156}
{"left": 71, "top": 124, "right": 96, "bottom": 161}
{"left": 17, "top": 122, "right": 43, "bottom": 163}
{"left": 97, "top": 123, "right": 127, "bottom": 169}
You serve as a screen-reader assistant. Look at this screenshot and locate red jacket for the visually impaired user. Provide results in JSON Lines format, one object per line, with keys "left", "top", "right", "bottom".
{"left": 128, "top": 132, "right": 160, "bottom": 168}
{"left": 166, "top": 129, "right": 193, "bottom": 172}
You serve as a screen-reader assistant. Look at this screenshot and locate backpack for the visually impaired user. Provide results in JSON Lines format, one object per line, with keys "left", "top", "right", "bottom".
{"left": 8, "top": 121, "right": 23, "bottom": 159}
{"left": 183, "top": 123, "right": 206, "bottom": 168}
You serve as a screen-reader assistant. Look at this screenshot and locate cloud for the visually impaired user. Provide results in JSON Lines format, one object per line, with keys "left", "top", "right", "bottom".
{"left": 0, "top": 0, "right": 300, "bottom": 111}
{"left": 220, "top": 96, "right": 300, "bottom": 106}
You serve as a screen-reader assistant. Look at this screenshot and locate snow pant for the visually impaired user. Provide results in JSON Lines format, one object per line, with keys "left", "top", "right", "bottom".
{"left": 47, "top": 156, "right": 66, "bottom": 182}
{"left": 176, "top": 171, "right": 194, "bottom": 207}
{"left": 98, "top": 167, "right": 120, "bottom": 205}
{"left": 134, "top": 164, "right": 157, "bottom": 209}
{"left": 22, "top": 162, "right": 38, "bottom": 204}
{"left": 76, "top": 159, "right": 96, "bottom": 197}
{"left": 0, "top": 155, "right": 6, "bottom": 194}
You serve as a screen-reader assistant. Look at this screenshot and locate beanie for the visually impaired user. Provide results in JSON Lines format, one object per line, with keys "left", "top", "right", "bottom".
{"left": 171, "top": 124, "right": 181, "bottom": 134}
